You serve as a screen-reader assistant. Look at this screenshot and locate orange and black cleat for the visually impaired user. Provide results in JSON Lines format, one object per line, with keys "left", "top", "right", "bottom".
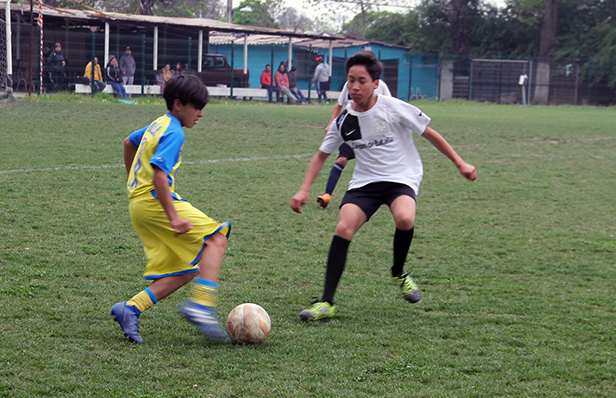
{"left": 316, "top": 193, "right": 331, "bottom": 209}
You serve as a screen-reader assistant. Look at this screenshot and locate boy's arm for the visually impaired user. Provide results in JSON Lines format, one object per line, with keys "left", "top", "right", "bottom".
{"left": 152, "top": 167, "right": 193, "bottom": 235}
{"left": 290, "top": 151, "right": 330, "bottom": 213}
{"left": 422, "top": 126, "right": 477, "bottom": 181}
{"left": 325, "top": 103, "right": 343, "bottom": 133}
{"left": 123, "top": 136, "right": 138, "bottom": 180}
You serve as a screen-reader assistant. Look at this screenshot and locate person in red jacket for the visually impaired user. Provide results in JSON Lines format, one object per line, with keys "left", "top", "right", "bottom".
{"left": 274, "top": 63, "right": 298, "bottom": 104}
{"left": 260, "top": 64, "right": 280, "bottom": 102}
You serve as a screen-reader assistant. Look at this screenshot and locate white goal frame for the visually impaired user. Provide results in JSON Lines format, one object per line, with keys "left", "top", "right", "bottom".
{"left": 0, "top": 0, "right": 12, "bottom": 94}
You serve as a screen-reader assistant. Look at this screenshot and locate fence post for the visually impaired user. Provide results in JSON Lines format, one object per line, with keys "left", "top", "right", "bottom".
{"left": 587, "top": 56, "right": 592, "bottom": 106}
{"left": 270, "top": 45, "right": 274, "bottom": 103}
{"left": 141, "top": 34, "right": 145, "bottom": 96}
{"left": 307, "top": 45, "right": 311, "bottom": 103}
{"left": 188, "top": 36, "right": 192, "bottom": 73}
{"left": 91, "top": 31, "right": 95, "bottom": 98}
{"left": 408, "top": 51, "right": 413, "bottom": 101}
{"left": 468, "top": 55, "right": 473, "bottom": 101}
{"left": 230, "top": 39, "right": 234, "bottom": 99}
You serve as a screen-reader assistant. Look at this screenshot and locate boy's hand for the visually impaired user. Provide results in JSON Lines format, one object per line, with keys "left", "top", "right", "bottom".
{"left": 290, "top": 191, "right": 309, "bottom": 214}
{"left": 170, "top": 217, "right": 193, "bottom": 235}
{"left": 458, "top": 162, "right": 477, "bottom": 181}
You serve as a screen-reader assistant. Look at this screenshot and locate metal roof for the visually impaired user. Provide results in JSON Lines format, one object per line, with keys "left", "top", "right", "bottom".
{"left": 8, "top": 3, "right": 343, "bottom": 41}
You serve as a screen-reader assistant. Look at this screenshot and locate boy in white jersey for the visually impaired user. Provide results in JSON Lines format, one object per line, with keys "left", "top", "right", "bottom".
{"left": 291, "top": 52, "right": 477, "bottom": 321}
{"left": 111, "top": 75, "right": 231, "bottom": 343}
{"left": 316, "top": 80, "right": 392, "bottom": 208}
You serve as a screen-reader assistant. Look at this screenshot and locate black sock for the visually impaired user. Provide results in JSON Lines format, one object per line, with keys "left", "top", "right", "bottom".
{"left": 392, "top": 227, "right": 414, "bottom": 277}
{"left": 321, "top": 235, "right": 351, "bottom": 305}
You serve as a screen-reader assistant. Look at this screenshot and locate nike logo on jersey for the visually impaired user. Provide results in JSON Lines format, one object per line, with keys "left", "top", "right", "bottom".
{"left": 336, "top": 109, "right": 362, "bottom": 141}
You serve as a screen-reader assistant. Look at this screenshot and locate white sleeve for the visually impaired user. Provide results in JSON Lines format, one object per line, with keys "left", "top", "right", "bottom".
{"left": 319, "top": 116, "right": 344, "bottom": 154}
{"left": 337, "top": 82, "right": 349, "bottom": 106}
{"left": 377, "top": 80, "right": 392, "bottom": 97}
{"left": 390, "top": 98, "right": 431, "bottom": 134}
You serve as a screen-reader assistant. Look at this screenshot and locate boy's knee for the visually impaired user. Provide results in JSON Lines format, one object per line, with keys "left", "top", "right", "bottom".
{"left": 207, "top": 232, "right": 228, "bottom": 250}
{"left": 395, "top": 216, "right": 415, "bottom": 231}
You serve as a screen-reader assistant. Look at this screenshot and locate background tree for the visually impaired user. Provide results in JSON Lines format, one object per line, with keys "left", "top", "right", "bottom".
{"left": 232, "top": 0, "right": 283, "bottom": 28}
{"left": 278, "top": 7, "right": 313, "bottom": 33}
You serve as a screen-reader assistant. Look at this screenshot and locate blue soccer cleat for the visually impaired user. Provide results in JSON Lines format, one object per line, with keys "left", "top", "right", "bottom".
{"left": 111, "top": 302, "right": 143, "bottom": 343}
{"left": 179, "top": 302, "right": 229, "bottom": 343}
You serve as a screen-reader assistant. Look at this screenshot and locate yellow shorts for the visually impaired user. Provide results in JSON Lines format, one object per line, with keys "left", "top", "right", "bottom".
{"left": 129, "top": 195, "right": 231, "bottom": 280}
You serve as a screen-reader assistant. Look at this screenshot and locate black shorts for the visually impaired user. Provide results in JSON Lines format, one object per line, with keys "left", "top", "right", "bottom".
{"left": 340, "top": 182, "right": 416, "bottom": 221}
{"left": 337, "top": 143, "right": 355, "bottom": 160}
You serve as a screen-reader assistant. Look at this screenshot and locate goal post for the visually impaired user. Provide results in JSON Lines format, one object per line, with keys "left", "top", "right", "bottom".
{"left": 0, "top": 0, "right": 12, "bottom": 96}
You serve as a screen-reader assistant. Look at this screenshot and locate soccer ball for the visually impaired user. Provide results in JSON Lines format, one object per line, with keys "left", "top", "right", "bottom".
{"left": 226, "top": 303, "right": 271, "bottom": 344}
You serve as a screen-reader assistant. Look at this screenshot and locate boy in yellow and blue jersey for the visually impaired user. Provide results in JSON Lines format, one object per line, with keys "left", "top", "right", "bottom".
{"left": 111, "top": 75, "right": 230, "bottom": 343}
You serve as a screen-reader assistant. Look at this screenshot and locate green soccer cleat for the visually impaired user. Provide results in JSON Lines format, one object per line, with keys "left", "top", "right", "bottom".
{"left": 392, "top": 273, "right": 421, "bottom": 303}
{"left": 299, "top": 301, "right": 336, "bottom": 321}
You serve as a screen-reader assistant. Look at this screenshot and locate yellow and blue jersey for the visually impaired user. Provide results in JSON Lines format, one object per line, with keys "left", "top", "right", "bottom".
{"left": 127, "top": 113, "right": 185, "bottom": 200}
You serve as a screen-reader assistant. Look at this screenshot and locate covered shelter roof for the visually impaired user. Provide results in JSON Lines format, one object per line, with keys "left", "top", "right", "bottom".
{"left": 9, "top": 3, "right": 344, "bottom": 41}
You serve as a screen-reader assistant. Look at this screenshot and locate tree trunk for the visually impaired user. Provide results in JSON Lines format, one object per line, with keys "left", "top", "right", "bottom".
{"left": 533, "top": 0, "right": 557, "bottom": 105}
{"left": 138, "top": 0, "right": 155, "bottom": 15}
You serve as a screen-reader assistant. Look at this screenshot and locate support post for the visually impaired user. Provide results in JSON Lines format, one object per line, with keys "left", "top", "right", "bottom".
{"left": 104, "top": 22, "right": 109, "bottom": 66}
{"left": 197, "top": 29, "right": 203, "bottom": 73}
{"left": 141, "top": 33, "right": 145, "bottom": 96}
{"left": 91, "top": 30, "right": 95, "bottom": 98}
{"left": 153, "top": 26, "right": 158, "bottom": 71}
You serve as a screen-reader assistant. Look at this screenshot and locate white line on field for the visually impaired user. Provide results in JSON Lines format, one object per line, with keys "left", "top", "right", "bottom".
{"left": 0, "top": 154, "right": 314, "bottom": 175}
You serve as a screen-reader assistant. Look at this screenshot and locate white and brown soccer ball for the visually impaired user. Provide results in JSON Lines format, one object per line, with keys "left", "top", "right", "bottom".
{"left": 226, "top": 303, "right": 271, "bottom": 344}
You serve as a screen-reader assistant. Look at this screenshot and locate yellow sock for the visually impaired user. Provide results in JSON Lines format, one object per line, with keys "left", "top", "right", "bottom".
{"left": 190, "top": 278, "right": 218, "bottom": 308}
{"left": 126, "top": 288, "right": 157, "bottom": 313}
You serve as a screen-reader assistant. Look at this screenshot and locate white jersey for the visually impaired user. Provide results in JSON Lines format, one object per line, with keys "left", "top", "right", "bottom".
{"left": 320, "top": 95, "right": 431, "bottom": 193}
{"left": 337, "top": 80, "right": 392, "bottom": 106}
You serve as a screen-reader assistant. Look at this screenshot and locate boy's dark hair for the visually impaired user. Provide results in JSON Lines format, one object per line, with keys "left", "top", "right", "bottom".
{"left": 163, "top": 74, "right": 209, "bottom": 111}
{"left": 345, "top": 51, "right": 383, "bottom": 82}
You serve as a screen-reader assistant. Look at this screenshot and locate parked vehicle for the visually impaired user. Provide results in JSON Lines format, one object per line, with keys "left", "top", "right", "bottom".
{"left": 198, "top": 54, "right": 249, "bottom": 88}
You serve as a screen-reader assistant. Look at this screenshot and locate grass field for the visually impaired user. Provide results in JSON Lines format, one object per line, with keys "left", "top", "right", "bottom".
{"left": 0, "top": 96, "right": 614, "bottom": 397}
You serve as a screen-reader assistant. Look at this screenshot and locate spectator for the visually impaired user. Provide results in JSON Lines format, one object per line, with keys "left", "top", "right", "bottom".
{"left": 275, "top": 63, "right": 297, "bottom": 104}
{"left": 46, "top": 42, "right": 67, "bottom": 91}
{"left": 173, "top": 62, "right": 183, "bottom": 76}
{"left": 106, "top": 55, "right": 127, "bottom": 99}
{"left": 288, "top": 66, "right": 308, "bottom": 103}
{"left": 119, "top": 47, "right": 136, "bottom": 85}
{"left": 162, "top": 63, "right": 174, "bottom": 84}
{"left": 312, "top": 56, "right": 329, "bottom": 104}
{"left": 84, "top": 56, "right": 106, "bottom": 93}
{"left": 260, "top": 64, "right": 280, "bottom": 102}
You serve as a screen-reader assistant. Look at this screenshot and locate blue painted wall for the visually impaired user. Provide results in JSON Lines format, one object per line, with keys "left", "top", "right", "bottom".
{"left": 210, "top": 42, "right": 427, "bottom": 101}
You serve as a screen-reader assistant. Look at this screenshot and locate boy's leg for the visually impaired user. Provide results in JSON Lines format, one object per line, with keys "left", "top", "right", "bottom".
{"left": 179, "top": 232, "right": 229, "bottom": 342}
{"left": 300, "top": 204, "right": 367, "bottom": 320}
{"left": 111, "top": 272, "right": 196, "bottom": 344}
{"left": 318, "top": 144, "right": 354, "bottom": 208}
{"left": 389, "top": 195, "right": 421, "bottom": 303}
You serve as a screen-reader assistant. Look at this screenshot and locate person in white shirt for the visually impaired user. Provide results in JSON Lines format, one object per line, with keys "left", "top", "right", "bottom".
{"left": 317, "top": 80, "right": 392, "bottom": 208}
{"left": 291, "top": 51, "right": 477, "bottom": 321}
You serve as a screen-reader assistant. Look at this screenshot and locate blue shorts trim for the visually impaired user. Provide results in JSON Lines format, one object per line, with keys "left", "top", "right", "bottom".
{"left": 144, "top": 268, "right": 199, "bottom": 280}
{"left": 190, "top": 221, "right": 232, "bottom": 266}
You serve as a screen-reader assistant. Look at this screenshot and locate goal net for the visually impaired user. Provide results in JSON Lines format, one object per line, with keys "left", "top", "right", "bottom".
{"left": 0, "top": 0, "right": 8, "bottom": 93}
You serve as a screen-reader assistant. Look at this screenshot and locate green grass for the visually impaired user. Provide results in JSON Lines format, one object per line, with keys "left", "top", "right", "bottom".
{"left": 0, "top": 96, "right": 615, "bottom": 397}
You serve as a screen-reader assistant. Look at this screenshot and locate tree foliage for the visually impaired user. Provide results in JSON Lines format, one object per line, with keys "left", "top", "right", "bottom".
{"left": 231, "top": 0, "right": 283, "bottom": 28}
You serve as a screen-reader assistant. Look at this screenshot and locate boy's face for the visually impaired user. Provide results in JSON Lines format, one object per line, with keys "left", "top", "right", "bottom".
{"left": 173, "top": 99, "right": 203, "bottom": 128}
{"left": 347, "top": 65, "right": 379, "bottom": 105}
